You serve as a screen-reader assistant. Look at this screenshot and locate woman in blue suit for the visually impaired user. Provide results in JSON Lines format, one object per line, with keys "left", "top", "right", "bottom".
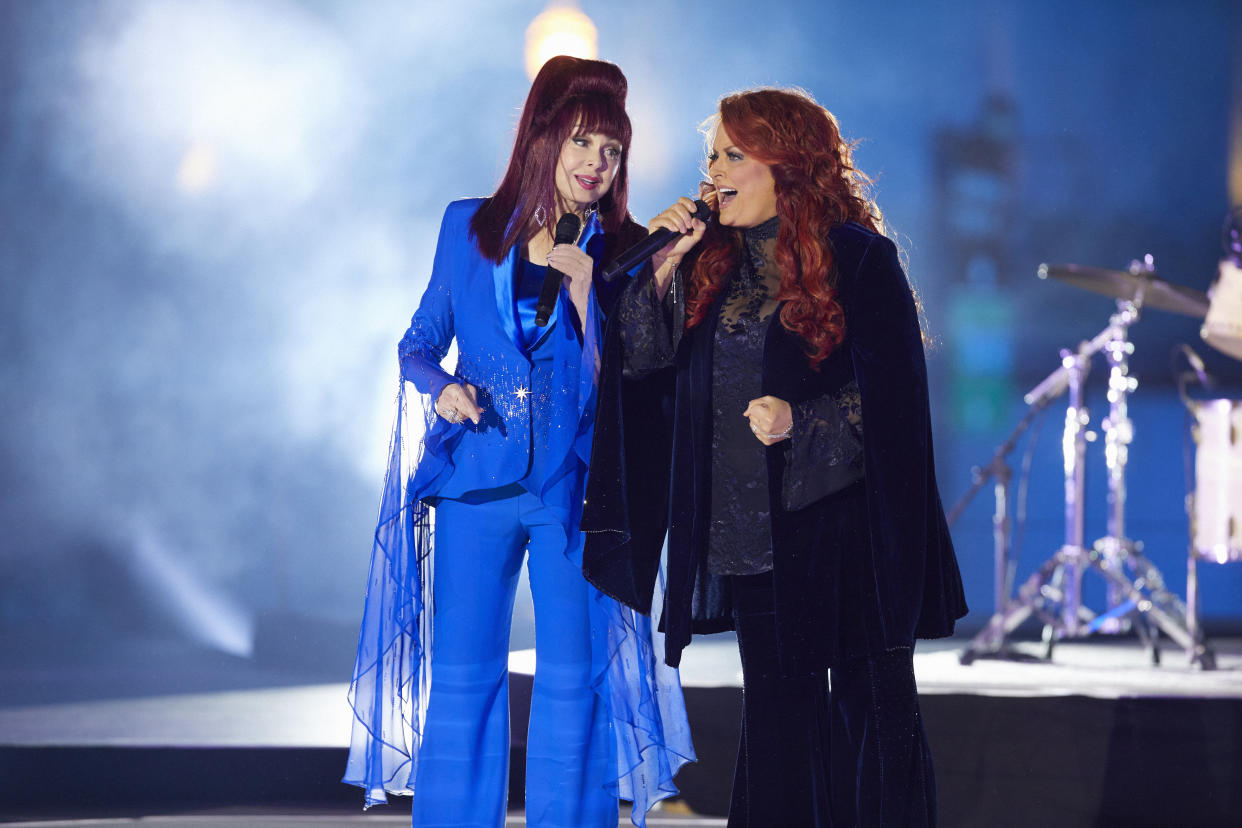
{"left": 345, "top": 56, "right": 692, "bottom": 828}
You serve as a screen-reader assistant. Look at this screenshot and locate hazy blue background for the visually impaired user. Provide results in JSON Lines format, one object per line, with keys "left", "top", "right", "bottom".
{"left": 2, "top": 0, "right": 1238, "bottom": 696}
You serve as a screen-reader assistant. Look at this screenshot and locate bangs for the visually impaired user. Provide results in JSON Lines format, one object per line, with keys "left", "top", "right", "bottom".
{"left": 697, "top": 111, "right": 721, "bottom": 179}
{"left": 560, "top": 93, "right": 631, "bottom": 147}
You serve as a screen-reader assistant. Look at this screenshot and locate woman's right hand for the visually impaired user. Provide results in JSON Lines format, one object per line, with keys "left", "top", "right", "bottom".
{"left": 435, "top": 382, "right": 483, "bottom": 425}
{"left": 649, "top": 196, "right": 709, "bottom": 294}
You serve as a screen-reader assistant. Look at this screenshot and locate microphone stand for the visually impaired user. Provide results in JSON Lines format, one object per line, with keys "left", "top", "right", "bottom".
{"left": 949, "top": 383, "right": 1055, "bottom": 664}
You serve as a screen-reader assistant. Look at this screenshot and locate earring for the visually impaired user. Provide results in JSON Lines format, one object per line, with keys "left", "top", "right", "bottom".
{"left": 534, "top": 203, "right": 547, "bottom": 227}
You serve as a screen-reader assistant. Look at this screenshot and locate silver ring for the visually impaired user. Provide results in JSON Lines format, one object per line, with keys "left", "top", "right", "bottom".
{"left": 445, "top": 410, "right": 460, "bottom": 424}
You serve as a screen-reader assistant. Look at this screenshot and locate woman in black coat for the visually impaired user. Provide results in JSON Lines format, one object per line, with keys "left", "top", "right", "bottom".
{"left": 582, "top": 87, "right": 967, "bottom": 827}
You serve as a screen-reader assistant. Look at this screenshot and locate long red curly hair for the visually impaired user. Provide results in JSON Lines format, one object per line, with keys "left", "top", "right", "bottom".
{"left": 686, "top": 88, "right": 885, "bottom": 369}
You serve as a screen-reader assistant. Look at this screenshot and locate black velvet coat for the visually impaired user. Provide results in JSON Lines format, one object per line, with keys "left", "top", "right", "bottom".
{"left": 582, "top": 220, "right": 967, "bottom": 673}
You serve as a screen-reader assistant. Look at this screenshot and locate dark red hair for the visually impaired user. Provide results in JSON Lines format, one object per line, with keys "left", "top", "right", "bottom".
{"left": 470, "top": 56, "right": 633, "bottom": 263}
{"left": 686, "top": 88, "right": 884, "bottom": 369}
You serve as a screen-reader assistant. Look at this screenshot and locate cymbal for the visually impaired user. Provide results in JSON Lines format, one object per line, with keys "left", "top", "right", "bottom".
{"left": 1039, "top": 263, "right": 1209, "bottom": 318}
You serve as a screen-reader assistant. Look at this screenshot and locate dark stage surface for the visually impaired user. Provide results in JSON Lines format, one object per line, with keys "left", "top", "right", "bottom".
{"left": 1, "top": 634, "right": 1240, "bottom": 827}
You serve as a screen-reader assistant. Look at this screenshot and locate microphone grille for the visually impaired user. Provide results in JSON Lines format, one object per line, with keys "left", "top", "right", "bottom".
{"left": 554, "top": 212, "right": 582, "bottom": 244}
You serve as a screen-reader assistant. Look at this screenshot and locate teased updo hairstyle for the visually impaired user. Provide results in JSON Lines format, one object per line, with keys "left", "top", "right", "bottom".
{"left": 470, "top": 55, "right": 633, "bottom": 263}
{"left": 686, "top": 88, "right": 885, "bottom": 369}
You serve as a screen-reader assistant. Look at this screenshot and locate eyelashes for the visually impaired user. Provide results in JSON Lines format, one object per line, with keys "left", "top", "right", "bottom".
{"left": 572, "top": 136, "right": 623, "bottom": 159}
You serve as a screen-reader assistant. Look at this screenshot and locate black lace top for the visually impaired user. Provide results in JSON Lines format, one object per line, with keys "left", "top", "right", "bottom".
{"left": 616, "top": 218, "right": 866, "bottom": 576}
{"left": 708, "top": 217, "right": 783, "bottom": 575}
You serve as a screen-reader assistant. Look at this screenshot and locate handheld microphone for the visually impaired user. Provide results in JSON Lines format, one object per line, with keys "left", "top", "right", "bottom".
{"left": 535, "top": 212, "right": 583, "bottom": 327}
{"left": 601, "top": 199, "right": 712, "bottom": 281}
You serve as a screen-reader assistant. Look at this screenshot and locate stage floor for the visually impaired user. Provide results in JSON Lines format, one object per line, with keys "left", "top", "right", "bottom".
{"left": 2, "top": 634, "right": 1240, "bottom": 826}
{"left": 2, "top": 635, "right": 1238, "bottom": 749}
{"left": 0, "top": 814, "right": 722, "bottom": 827}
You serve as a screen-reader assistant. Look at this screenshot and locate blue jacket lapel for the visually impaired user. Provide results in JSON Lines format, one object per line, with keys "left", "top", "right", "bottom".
{"left": 491, "top": 242, "right": 521, "bottom": 349}
{"left": 492, "top": 211, "right": 604, "bottom": 350}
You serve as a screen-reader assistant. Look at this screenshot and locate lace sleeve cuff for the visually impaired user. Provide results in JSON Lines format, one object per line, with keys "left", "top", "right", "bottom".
{"left": 618, "top": 265, "right": 681, "bottom": 379}
{"left": 782, "top": 381, "right": 865, "bottom": 512}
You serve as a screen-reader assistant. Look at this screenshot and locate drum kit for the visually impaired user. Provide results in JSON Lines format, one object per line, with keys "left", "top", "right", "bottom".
{"left": 957, "top": 227, "right": 1242, "bottom": 670}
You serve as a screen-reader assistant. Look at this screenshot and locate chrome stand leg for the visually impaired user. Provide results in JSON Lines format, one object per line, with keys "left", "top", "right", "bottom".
{"left": 1184, "top": 534, "right": 1217, "bottom": 669}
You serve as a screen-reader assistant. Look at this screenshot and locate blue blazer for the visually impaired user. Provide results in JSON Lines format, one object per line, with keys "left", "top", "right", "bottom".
{"left": 399, "top": 198, "right": 637, "bottom": 551}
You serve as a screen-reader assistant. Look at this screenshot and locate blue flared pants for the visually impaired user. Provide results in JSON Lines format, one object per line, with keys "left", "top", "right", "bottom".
{"left": 409, "top": 488, "right": 616, "bottom": 828}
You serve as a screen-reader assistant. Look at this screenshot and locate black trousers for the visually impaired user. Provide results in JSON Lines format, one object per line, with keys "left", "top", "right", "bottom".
{"left": 728, "top": 572, "right": 937, "bottom": 827}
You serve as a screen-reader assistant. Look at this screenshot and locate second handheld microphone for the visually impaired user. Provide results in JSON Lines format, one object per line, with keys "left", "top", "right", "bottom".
{"left": 601, "top": 199, "right": 713, "bottom": 281}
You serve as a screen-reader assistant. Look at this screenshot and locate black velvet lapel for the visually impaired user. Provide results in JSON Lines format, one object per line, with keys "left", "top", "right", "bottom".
{"left": 581, "top": 273, "right": 675, "bottom": 616}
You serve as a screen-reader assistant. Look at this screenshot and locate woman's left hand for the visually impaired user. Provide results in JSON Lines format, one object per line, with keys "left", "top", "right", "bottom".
{"left": 547, "top": 243, "right": 595, "bottom": 325}
{"left": 743, "top": 396, "right": 793, "bottom": 445}
{"left": 546, "top": 243, "right": 594, "bottom": 297}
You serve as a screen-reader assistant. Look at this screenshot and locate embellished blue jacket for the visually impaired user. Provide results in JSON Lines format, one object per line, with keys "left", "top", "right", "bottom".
{"left": 398, "top": 198, "right": 636, "bottom": 557}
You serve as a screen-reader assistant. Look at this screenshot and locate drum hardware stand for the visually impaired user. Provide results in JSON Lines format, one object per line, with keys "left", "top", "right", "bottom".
{"left": 1184, "top": 523, "right": 1218, "bottom": 670}
{"left": 1090, "top": 294, "right": 1150, "bottom": 642}
{"left": 961, "top": 282, "right": 1213, "bottom": 668}
{"left": 960, "top": 323, "right": 1099, "bottom": 664}
{"left": 1176, "top": 362, "right": 1223, "bottom": 671}
{"left": 949, "top": 392, "right": 1051, "bottom": 664}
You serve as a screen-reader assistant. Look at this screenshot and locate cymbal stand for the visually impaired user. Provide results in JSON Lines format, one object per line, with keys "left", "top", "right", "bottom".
{"left": 1082, "top": 268, "right": 1211, "bottom": 667}
{"left": 1090, "top": 287, "right": 1141, "bottom": 637}
{"left": 962, "top": 294, "right": 1209, "bottom": 666}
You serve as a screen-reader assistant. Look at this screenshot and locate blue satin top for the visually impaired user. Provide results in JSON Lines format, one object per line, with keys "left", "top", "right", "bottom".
{"left": 515, "top": 258, "right": 555, "bottom": 353}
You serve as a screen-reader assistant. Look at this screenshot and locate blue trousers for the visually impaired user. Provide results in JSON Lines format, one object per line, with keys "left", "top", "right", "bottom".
{"left": 409, "top": 488, "right": 616, "bottom": 828}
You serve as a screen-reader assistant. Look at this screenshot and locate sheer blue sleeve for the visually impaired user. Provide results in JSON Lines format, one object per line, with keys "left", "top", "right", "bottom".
{"left": 592, "top": 566, "right": 695, "bottom": 825}
{"left": 343, "top": 381, "right": 435, "bottom": 806}
{"left": 398, "top": 205, "right": 462, "bottom": 405}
